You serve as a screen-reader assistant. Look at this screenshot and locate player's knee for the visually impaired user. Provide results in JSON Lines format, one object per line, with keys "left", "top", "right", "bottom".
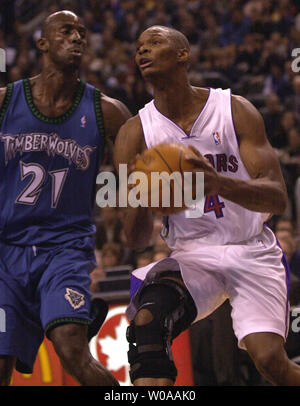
{"left": 49, "top": 323, "right": 89, "bottom": 372}
{"left": 127, "top": 277, "right": 197, "bottom": 384}
{"left": 134, "top": 308, "right": 154, "bottom": 326}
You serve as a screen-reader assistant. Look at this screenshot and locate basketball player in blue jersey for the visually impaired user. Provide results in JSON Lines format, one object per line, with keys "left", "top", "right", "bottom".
{"left": 0, "top": 11, "right": 131, "bottom": 386}
{"left": 114, "top": 26, "right": 300, "bottom": 386}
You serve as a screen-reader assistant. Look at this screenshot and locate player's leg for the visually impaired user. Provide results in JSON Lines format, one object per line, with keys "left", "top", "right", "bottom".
{"left": 127, "top": 248, "right": 229, "bottom": 386}
{"left": 127, "top": 273, "right": 197, "bottom": 386}
{"left": 227, "top": 226, "right": 300, "bottom": 385}
{"left": 243, "top": 332, "right": 300, "bottom": 385}
{"left": 0, "top": 356, "right": 15, "bottom": 386}
{"left": 0, "top": 244, "right": 45, "bottom": 385}
{"left": 48, "top": 322, "right": 119, "bottom": 386}
{"left": 39, "top": 242, "right": 118, "bottom": 386}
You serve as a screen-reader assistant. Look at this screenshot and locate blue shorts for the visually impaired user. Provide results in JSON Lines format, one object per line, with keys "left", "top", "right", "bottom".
{"left": 0, "top": 237, "right": 96, "bottom": 373}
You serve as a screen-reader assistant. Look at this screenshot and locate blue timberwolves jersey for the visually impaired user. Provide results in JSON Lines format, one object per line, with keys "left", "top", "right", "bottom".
{"left": 0, "top": 79, "right": 105, "bottom": 245}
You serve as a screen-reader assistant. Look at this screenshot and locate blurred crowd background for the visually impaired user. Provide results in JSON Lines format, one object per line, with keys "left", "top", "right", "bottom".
{"left": 1, "top": 0, "right": 300, "bottom": 386}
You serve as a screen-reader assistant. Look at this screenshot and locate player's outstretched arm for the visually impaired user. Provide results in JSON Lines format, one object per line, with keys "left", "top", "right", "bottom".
{"left": 114, "top": 115, "right": 154, "bottom": 250}
{"left": 187, "top": 95, "right": 287, "bottom": 215}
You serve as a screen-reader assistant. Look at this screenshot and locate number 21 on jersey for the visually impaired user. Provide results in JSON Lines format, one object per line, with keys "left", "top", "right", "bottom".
{"left": 16, "top": 161, "right": 68, "bottom": 208}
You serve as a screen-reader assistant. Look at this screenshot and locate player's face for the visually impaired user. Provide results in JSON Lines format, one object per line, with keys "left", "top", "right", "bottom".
{"left": 135, "top": 29, "right": 178, "bottom": 79}
{"left": 47, "top": 16, "right": 87, "bottom": 70}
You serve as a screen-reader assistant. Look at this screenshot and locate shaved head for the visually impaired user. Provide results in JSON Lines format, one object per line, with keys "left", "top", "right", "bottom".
{"left": 38, "top": 10, "right": 86, "bottom": 71}
{"left": 41, "top": 10, "right": 81, "bottom": 38}
{"left": 142, "top": 26, "right": 190, "bottom": 51}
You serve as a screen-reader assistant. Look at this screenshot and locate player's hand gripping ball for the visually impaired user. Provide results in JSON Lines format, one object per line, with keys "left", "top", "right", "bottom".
{"left": 132, "top": 143, "right": 199, "bottom": 215}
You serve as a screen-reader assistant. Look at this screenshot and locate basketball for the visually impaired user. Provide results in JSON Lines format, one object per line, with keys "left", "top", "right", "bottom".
{"left": 133, "top": 143, "right": 199, "bottom": 214}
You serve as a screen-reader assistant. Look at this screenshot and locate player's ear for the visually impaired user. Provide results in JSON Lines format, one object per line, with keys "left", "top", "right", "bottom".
{"left": 36, "top": 37, "right": 49, "bottom": 53}
{"left": 177, "top": 48, "right": 190, "bottom": 65}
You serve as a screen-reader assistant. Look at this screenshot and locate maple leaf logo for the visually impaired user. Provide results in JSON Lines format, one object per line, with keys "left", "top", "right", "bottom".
{"left": 98, "top": 316, "right": 129, "bottom": 370}
{"left": 91, "top": 305, "right": 131, "bottom": 386}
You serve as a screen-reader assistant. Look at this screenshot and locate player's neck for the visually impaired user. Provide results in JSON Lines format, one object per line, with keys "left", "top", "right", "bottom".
{"left": 33, "top": 66, "right": 80, "bottom": 105}
{"left": 152, "top": 76, "right": 198, "bottom": 120}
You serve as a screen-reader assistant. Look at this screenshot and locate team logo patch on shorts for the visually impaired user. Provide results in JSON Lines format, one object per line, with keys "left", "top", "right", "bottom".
{"left": 64, "top": 288, "right": 85, "bottom": 310}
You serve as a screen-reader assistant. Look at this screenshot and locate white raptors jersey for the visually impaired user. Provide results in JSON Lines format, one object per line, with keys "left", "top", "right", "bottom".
{"left": 138, "top": 88, "right": 270, "bottom": 249}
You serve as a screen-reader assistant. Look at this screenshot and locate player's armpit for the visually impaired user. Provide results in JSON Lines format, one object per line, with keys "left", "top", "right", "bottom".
{"left": 216, "top": 95, "right": 288, "bottom": 215}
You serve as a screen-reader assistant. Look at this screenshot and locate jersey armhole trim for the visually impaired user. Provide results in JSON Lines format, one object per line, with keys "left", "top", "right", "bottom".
{"left": 0, "top": 83, "right": 13, "bottom": 127}
{"left": 94, "top": 88, "right": 106, "bottom": 150}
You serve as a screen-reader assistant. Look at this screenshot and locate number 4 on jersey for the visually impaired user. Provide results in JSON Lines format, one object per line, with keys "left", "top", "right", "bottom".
{"left": 204, "top": 194, "right": 225, "bottom": 218}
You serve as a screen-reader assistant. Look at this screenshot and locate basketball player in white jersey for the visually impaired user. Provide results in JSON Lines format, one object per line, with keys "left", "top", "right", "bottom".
{"left": 114, "top": 26, "right": 300, "bottom": 386}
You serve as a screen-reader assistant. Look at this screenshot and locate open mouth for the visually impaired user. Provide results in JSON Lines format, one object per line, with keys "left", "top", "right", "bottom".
{"left": 70, "top": 49, "right": 83, "bottom": 56}
{"left": 139, "top": 58, "right": 153, "bottom": 69}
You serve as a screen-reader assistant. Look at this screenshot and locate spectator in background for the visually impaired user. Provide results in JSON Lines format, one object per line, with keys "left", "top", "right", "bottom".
{"left": 275, "top": 218, "right": 300, "bottom": 279}
{"left": 201, "top": 11, "right": 221, "bottom": 50}
{"left": 261, "top": 93, "right": 284, "bottom": 148}
{"left": 90, "top": 248, "right": 106, "bottom": 293}
{"left": 235, "top": 32, "right": 262, "bottom": 75}
{"left": 279, "top": 127, "right": 300, "bottom": 187}
{"left": 119, "top": 226, "right": 136, "bottom": 266}
{"left": 219, "top": 8, "right": 251, "bottom": 46}
{"left": 94, "top": 206, "right": 123, "bottom": 250}
{"left": 135, "top": 249, "right": 154, "bottom": 269}
{"left": 289, "top": 76, "right": 300, "bottom": 120}
{"left": 275, "top": 217, "right": 296, "bottom": 235}
{"left": 263, "top": 57, "right": 291, "bottom": 103}
{"left": 277, "top": 110, "right": 297, "bottom": 149}
{"left": 101, "top": 243, "right": 122, "bottom": 269}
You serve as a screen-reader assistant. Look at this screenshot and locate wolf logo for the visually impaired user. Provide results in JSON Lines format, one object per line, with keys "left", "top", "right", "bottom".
{"left": 65, "top": 288, "right": 85, "bottom": 310}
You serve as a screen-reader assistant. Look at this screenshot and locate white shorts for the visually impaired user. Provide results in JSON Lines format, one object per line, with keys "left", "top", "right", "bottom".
{"left": 126, "top": 226, "right": 290, "bottom": 350}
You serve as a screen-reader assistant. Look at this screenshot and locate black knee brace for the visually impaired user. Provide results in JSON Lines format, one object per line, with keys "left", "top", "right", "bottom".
{"left": 126, "top": 277, "right": 197, "bottom": 383}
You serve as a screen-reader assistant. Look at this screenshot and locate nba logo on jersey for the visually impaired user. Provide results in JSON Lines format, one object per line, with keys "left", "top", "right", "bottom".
{"left": 80, "top": 115, "right": 87, "bottom": 128}
{"left": 212, "top": 131, "right": 221, "bottom": 145}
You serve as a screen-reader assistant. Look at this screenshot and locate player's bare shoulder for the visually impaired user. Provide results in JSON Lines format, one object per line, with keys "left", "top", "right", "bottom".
{"left": 101, "top": 93, "right": 131, "bottom": 119}
{"left": 100, "top": 93, "right": 132, "bottom": 142}
{"left": 120, "top": 114, "right": 143, "bottom": 135}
